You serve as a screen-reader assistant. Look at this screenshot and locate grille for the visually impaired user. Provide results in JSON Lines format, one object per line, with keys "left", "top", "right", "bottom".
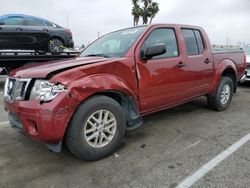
{"left": 4, "top": 77, "right": 31, "bottom": 101}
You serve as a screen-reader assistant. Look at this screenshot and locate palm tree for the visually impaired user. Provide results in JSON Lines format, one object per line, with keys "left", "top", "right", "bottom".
{"left": 148, "top": 2, "right": 159, "bottom": 23}
{"left": 132, "top": 4, "right": 142, "bottom": 26}
{"left": 141, "top": 0, "right": 152, "bottom": 24}
{"left": 131, "top": 0, "right": 141, "bottom": 26}
{"left": 131, "top": 0, "right": 159, "bottom": 26}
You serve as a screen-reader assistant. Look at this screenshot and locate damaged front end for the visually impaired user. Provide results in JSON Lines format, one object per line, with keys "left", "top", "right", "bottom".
{"left": 4, "top": 77, "right": 79, "bottom": 153}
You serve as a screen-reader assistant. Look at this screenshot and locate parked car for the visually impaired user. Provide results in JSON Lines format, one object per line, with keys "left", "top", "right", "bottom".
{"left": 0, "top": 14, "right": 74, "bottom": 54}
{"left": 4, "top": 24, "right": 246, "bottom": 161}
{"left": 240, "top": 45, "right": 250, "bottom": 82}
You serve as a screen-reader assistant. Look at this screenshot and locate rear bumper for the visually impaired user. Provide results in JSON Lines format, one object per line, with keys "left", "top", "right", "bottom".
{"left": 4, "top": 92, "right": 77, "bottom": 145}
{"left": 65, "top": 39, "right": 74, "bottom": 48}
{"left": 241, "top": 67, "right": 250, "bottom": 83}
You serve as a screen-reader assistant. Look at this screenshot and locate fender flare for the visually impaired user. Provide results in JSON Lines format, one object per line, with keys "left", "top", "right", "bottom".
{"left": 66, "top": 73, "right": 142, "bottom": 130}
{"left": 209, "top": 59, "right": 237, "bottom": 95}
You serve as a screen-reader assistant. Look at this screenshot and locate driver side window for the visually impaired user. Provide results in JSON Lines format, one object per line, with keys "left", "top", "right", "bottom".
{"left": 141, "top": 28, "right": 179, "bottom": 59}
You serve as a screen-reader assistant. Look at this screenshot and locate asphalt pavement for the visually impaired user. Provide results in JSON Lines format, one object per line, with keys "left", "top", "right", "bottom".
{"left": 0, "top": 78, "right": 249, "bottom": 188}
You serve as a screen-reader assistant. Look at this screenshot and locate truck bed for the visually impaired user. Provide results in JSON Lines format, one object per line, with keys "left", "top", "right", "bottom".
{"left": 213, "top": 50, "right": 245, "bottom": 79}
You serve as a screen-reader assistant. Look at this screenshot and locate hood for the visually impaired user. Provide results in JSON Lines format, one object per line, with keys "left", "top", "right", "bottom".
{"left": 9, "top": 57, "right": 109, "bottom": 78}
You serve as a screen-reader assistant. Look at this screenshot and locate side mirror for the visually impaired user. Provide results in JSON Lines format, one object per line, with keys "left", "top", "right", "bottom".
{"left": 0, "top": 21, "right": 4, "bottom": 25}
{"left": 143, "top": 43, "right": 166, "bottom": 60}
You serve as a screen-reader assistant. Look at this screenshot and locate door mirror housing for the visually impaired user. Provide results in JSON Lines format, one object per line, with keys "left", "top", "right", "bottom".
{"left": 0, "top": 21, "right": 4, "bottom": 25}
{"left": 142, "top": 43, "right": 166, "bottom": 60}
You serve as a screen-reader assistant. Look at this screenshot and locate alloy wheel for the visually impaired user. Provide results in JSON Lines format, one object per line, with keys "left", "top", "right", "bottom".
{"left": 220, "top": 84, "right": 231, "bottom": 105}
{"left": 83, "top": 110, "right": 117, "bottom": 148}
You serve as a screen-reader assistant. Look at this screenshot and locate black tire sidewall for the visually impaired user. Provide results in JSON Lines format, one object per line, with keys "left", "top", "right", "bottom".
{"left": 214, "top": 77, "right": 234, "bottom": 111}
{"left": 66, "top": 96, "right": 126, "bottom": 161}
{"left": 48, "top": 38, "right": 64, "bottom": 54}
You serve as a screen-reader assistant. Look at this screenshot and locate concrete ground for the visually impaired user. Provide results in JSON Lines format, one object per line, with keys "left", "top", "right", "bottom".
{"left": 0, "top": 76, "right": 249, "bottom": 188}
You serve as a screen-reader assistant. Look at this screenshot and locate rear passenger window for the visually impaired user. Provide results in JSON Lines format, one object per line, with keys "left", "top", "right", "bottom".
{"left": 141, "top": 28, "right": 179, "bottom": 59}
{"left": 194, "top": 30, "right": 204, "bottom": 53}
{"left": 182, "top": 29, "right": 199, "bottom": 55}
{"left": 26, "top": 18, "right": 45, "bottom": 26}
{"left": 44, "top": 21, "right": 55, "bottom": 27}
{"left": 182, "top": 29, "right": 205, "bottom": 56}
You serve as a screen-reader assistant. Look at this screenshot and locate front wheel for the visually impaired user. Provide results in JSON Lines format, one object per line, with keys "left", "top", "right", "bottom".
{"left": 66, "top": 96, "right": 126, "bottom": 161}
{"left": 207, "top": 76, "right": 234, "bottom": 111}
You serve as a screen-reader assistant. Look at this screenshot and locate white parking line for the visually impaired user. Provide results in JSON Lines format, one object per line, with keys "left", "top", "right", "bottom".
{"left": 0, "top": 121, "right": 9, "bottom": 129}
{"left": 0, "top": 121, "right": 8, "bottom": 126}
{"left": 177, "top": 133, "right": 250, "bottom": 188}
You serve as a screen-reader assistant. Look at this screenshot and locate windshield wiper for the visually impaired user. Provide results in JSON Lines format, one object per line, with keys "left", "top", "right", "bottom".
{"left": 84, "top": 54, "right": 110, "bottom": 58}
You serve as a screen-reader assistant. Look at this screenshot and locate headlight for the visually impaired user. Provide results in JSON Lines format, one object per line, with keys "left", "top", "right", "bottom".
{"left": 30, "top": 80, "right": 66, "bottom": 102}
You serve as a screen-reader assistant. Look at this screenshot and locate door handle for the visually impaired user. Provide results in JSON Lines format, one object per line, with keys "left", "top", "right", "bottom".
{"left": 16, "top": 28, "right": 23, "bottom": 31}
{"left": 204, "top": 58, "right": 210, "bottom": 64}
{"left": 43, "top": 29, "right": 49, "bottom": 32}
{"left": 176, "top": 62, "right": 186, "bottom": 68}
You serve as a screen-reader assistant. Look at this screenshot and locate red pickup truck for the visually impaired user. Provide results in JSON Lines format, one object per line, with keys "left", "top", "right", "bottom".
{"left": 4, "top": 24, "right": 246, "bottom": 160}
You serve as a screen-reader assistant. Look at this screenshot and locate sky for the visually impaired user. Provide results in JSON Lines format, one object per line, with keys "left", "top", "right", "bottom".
{"left": 1, "top": 0, "right": 250, "bottom": 46}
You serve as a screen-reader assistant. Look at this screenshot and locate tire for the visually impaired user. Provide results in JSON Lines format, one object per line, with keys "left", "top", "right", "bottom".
{"left": 207, "top": 76, "right": 234, "bottom": 111}
{"left": 66, "top": 96, "right": 126, "bottom": 161}
{"left": 48, "top": 38, "right": 64, "bottom": 54}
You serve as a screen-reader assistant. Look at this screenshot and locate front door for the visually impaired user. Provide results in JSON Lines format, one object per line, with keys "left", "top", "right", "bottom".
{"left": 136, "top": 27, "right": 188, "bottom": 113}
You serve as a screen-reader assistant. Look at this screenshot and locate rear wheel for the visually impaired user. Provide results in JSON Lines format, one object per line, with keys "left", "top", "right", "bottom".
{"left": 207, "top": 76, "right": 234, "bottom": 111}
{"left": 66, "top": 96, "right": 126, "bottom": 161}
{"left": 48, "top": 38, "right": 64, "bottom": 54}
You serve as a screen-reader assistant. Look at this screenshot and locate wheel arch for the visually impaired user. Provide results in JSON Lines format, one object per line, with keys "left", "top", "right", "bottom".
{"left": 49, "top": 35, "right": 65, "bottom": 45}
{"left": 92, "top": 90, "right": 143, "bottom": 130}
{"left": 63, "top": 73, "right": 143, "bottom": 136}
{"left": 68, "top": 90, "right": 142, "bottom": 132}
{"left": 209, "top": 59, "right": 238, "bottom": 96}
{"left": 221, "top": 67, "right": 237, "bottom": 93}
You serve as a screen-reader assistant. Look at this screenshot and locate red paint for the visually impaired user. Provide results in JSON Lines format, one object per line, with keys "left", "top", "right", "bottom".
{"left": 5, "top": 24, "right": 246, "bottom": 145}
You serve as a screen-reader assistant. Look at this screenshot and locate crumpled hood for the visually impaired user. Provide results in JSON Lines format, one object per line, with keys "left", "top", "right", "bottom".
{"left": 9, "top": 57, "right": 108, "bottom": 78}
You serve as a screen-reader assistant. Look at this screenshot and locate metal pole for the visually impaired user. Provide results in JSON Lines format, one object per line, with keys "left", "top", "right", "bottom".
{"left": 67, "top": 15, "right": 69, "bottom": 28}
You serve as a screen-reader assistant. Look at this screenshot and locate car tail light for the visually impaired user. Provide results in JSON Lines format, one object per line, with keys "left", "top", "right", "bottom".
{"left": 65, "top": 29, "right": 72, "bottom": 37}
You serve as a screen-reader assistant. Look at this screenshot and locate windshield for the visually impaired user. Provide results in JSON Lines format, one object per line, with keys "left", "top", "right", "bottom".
{"left": 81, "top": 26, "right": 146, "bottom": 58}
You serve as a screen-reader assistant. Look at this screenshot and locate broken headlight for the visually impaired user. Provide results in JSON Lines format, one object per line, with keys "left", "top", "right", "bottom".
{"left": 30, "top": 80, "right": 65, "bottom": 102}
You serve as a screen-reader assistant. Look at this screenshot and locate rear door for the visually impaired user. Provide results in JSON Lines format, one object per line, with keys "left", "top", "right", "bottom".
{"left": 0, "top": 16, "right": 26, "bottom": 50}
{"left": 23, "top": 17, "right": 50, "bottom": 50}
{"left": 181, "top": 28, "right": 214, "bottom": 96}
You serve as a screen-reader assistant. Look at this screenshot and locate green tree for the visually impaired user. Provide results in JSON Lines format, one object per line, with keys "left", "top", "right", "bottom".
{"left": 131, "top": 3, "right": 143, "bottom": 26}
{"left": 148, "top": 2, "right": 159, "bottom": 23}
{"left": 131, "top": 0, "right": 159, "bottom": 26}
{"left": 141, "top": 0, "right": 152, "bottom": 24}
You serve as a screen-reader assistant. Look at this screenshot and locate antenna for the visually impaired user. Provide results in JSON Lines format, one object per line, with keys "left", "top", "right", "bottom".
{"left": 67, "top": 15, "right": 69, "bottom": 28}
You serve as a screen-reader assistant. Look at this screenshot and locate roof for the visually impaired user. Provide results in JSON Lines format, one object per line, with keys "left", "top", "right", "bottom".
{"left": 0, "top": 14, "right": 60, "bottom": 27}
{"left": 0, "top": 14, "right": 50, "bottom": 23}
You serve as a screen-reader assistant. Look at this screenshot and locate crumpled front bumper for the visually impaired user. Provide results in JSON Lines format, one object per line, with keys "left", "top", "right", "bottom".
{"left": 4, "top": 92, "right": 78, "bottom": 149}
